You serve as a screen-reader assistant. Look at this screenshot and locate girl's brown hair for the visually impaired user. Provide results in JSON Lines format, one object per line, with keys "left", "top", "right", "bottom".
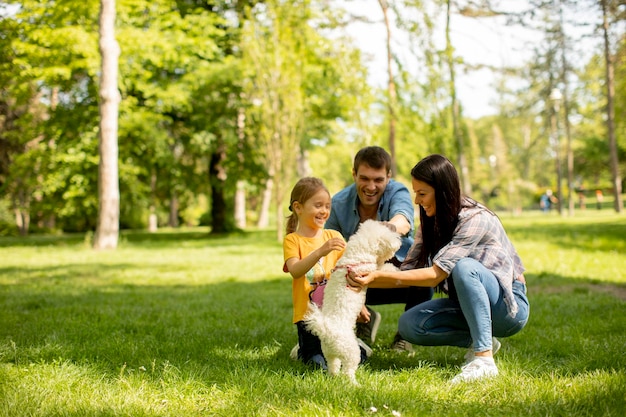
{"left": 286, "top": 177, "right": 329, "bottom": 234}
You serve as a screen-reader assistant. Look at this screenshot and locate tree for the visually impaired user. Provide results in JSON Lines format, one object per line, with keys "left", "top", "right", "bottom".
{"left": 445, "top": 0, "right": 471, "bottom": 196}
{"left": 115, "top": 1, "right": 238, "bottom": 233}
{"left": 378, "top": 0, "right": 398, "bottom": 177}
{"left": 242, "top": 0, "right": 371, "bottom": 241}
{"left": 600, "top": 0, "right": 624, "bottom": 213}
{"left": 93, "top": 0, "right": 120, "bottom": 249}
{"left": 242, "top": 2, "right": 305, "bottom": 239}
{"left": 1, "top": 0, "right": 102, "bottom": 234}
{"left": 189, "top": 60, "right": 248, "bottom": 234}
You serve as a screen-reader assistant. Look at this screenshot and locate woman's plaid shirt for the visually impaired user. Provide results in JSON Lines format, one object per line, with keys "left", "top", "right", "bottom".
{"left": 405, "top": 203, "right": 525, "bottom": 316}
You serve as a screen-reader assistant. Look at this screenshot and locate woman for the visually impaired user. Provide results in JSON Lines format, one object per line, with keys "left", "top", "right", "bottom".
{"left": 347, "top": 154, "right": 529, "bottom": 383}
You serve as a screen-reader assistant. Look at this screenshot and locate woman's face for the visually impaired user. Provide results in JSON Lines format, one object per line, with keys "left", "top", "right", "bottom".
{"left": 412, "top": 179, "right": 436, "bottom": 217}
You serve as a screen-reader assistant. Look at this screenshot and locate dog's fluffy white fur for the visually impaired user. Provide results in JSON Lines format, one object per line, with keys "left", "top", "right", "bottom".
{"left": 304, "top": 220, "right": 401, "bottom": 383}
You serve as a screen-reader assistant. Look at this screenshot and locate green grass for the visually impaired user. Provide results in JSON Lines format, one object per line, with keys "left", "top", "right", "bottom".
{"left": 0, "top": 213, "right": 625, "bottom": 417}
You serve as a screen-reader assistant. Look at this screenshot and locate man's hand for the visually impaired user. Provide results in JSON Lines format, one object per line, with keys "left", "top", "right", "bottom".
{"left": 356, "top": 305, "right": 371, "bottom": 323}
{"left": 380, "top": 221, "right": 397, "bottom": 233}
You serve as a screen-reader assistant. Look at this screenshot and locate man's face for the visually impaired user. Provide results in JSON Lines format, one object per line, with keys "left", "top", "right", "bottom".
{"left": 353, "top": 163, "right": 391, "bottom": 209}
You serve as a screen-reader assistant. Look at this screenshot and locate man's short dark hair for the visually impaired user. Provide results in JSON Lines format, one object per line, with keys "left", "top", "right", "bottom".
{"left": 353, "top": 146, "right": 392, "bottom": 174}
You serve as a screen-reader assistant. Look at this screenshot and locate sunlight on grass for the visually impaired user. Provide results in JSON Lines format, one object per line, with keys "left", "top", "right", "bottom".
{"left": 501, "top": 213, "right": 626, "bottom": 284}
{"left": 0, "top": 215, "right": 625, "bottom": 416}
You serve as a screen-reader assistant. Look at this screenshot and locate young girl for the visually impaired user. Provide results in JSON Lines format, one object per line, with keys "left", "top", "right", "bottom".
{"left": 283, "top": 177, "right": 370, "bottom": 369}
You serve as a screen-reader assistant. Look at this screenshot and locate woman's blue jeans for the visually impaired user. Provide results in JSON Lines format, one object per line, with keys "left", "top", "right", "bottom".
{"left": 397, "top": 258, "right": 529, "bottom": 352}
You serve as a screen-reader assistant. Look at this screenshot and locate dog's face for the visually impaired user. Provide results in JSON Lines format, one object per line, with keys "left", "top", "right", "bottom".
{"left": 350, "top": 220, "right": 402, "bottom": 264}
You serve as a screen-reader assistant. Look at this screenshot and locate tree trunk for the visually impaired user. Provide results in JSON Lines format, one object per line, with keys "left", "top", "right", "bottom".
{"left": 234, "top": 181, "right": 246, "bottom": 229}
{"left": 14, "top": 185, "right": 29, "bottom": 236}
{"left": 148, "top": 208, "right": 158, "bottom": 233}
{"left": 297, "top": 149, "right": 312, "bottom": 178}
{"left": 446, "top": 0, "right": 471, "bottom": 196}
{"left": 15, "top": 208, "right": 29, "bottom": 236}
{"left": 601, "top": 0, "right": 623, "bottom": 213}
{"left": 257, "top": 177, "right": 273, "bottom": 229}
{"left": 551, "top": 95, "right": 564, "bottom": 216}
{"left": 562, "top": 86, "right": 575, "bottom": 216}
{"left": 557, "top": 0, "right": 575, "bottom": 216}
{"left": 148, "top": 168, "right": 157, "bottom": 232}
{"left": 209, "top": 142, "right": 228, "bottom": 234}
{"left": 168, "top": 191, "right": 179, "bottom": 228}
{"left": 378, "top": 0, "right": 397, "bottom": 178}
{"left": 234, "top": 108, "right": 246, "bottom": 229}
{"left": 275, "top": 178, "right": 285, "bottom": 242}
{"left": 93, "top": 0, "right": 120, "bottom": 250}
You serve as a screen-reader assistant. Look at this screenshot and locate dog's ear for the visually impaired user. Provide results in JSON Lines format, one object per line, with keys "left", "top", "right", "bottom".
{"left": 378, "top": 239, "right": 399, "bottom": 261}
{"left": 370, "top": 222, "right": 401, "bottom": 261}
{"left": 355, "top": 220, "right": 401, "bottom": 261}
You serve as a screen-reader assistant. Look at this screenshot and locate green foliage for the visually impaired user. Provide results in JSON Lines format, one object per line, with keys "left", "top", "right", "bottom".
{"left": 240, "top": 0, "right": 374, "bottom": 236}
{"left": 0, "top": 215, "right": 625, "bottom": 416}
{"left": 0, "top": 198, "right": 17, "bottom": 236}
{"left": 1, "top": 0, "right": 245, "bottom": 233}
{"left": 1, "top": 0, "right": 625, "bottom": 238}
{"left": 577, "top": 52, "right": 626, "bottom": 189}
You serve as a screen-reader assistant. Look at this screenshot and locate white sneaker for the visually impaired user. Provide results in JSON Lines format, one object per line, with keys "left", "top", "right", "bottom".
{"left": 463, "top": 337, "right": 501, "bottom": 367}
{"left": 357, "top": 338, "right": 373, "bottom": 358}
{"left": 391, "top": 332, "right": 415, "bottom": 354}
{"left": 451, "top": 356, "right": 498, "bottom": 384}
{"left": 289, "top": 344, "right": 299, "bottom": 361}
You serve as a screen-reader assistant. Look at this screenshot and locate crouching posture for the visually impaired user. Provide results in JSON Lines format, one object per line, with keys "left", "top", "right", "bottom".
{"left": 347, "top": 155, "right": 530, "bottom": 384}
{"left": 305, "top": 220, "right": 401, "bottom": 384}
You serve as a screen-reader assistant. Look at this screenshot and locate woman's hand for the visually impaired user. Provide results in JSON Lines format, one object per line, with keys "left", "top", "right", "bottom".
{"left": 346, "top": 269, "right": 376, "bottom": 290}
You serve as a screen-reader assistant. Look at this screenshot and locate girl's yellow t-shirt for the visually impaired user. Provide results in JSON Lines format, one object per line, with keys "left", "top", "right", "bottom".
{"left": 283, "top": 229, "right": 345, "bottom": 323}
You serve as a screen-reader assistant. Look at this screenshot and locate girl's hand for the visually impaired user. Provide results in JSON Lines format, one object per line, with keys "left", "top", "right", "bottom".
{"left": 320, "top": 237, "right": 346, "bottom": 256}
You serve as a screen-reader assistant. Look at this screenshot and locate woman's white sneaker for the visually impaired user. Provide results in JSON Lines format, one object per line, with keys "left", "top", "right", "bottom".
{"left": 463, "top": 337, "right": 501, "bottom": 367}
{"left": 451, "top": 356, "right": 498, "bottom": 384}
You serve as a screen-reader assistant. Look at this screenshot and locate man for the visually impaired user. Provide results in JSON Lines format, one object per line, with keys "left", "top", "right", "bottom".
{"left": 325, "top": 146, "right": 434, "bottom": 352}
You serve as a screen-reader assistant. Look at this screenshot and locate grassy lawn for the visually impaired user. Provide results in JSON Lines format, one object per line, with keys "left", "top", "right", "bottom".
{"left": 0, "top": 211, "right": 625, "bottom": 416}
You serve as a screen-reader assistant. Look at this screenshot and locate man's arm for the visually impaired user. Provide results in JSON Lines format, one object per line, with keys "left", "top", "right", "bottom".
{"left": 384, "top": 181, "right": 414, "bottom": 236}
{"left": 386, "top": 213, "right": 411, "bottom": 236}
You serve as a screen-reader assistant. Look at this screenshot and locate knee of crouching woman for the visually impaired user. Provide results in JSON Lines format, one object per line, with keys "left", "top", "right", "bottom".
{"left": 451, "top": 258, "right": 482, "bottom": 277}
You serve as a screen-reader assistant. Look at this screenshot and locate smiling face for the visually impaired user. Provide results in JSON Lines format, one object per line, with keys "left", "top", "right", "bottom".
{"left": 353, "top": 163, "right": 391, "bottom": 209}
{"left": 294, "top": 188, "right": 332, "bottom": 231}
{"left": 412, "top": 178, "right": 436, "bottom": 217}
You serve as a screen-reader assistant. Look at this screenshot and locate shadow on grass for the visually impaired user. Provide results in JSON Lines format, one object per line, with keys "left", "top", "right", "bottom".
{"left": 1, "top": 223, "right": 624, "bottom": 415}
{"left": 0, "top": 228, "right": 276, "bottom": 249}
{"left": 1, "top": 265, "right": 625, "bottom": 385}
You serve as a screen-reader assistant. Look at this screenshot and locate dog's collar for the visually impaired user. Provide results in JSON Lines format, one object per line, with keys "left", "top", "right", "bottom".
{"left": 331, "top": 262, "right": 376, "bottom": 276}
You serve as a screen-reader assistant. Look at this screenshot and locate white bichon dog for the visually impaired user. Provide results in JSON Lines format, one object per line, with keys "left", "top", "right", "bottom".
{"left": 304, "top": 220, "right": 401, "bottom": 384}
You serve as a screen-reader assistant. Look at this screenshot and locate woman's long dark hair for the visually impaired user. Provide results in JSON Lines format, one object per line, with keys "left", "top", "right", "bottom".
{"left": 410, "top": 154, "right": 475, "bottom": 268}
